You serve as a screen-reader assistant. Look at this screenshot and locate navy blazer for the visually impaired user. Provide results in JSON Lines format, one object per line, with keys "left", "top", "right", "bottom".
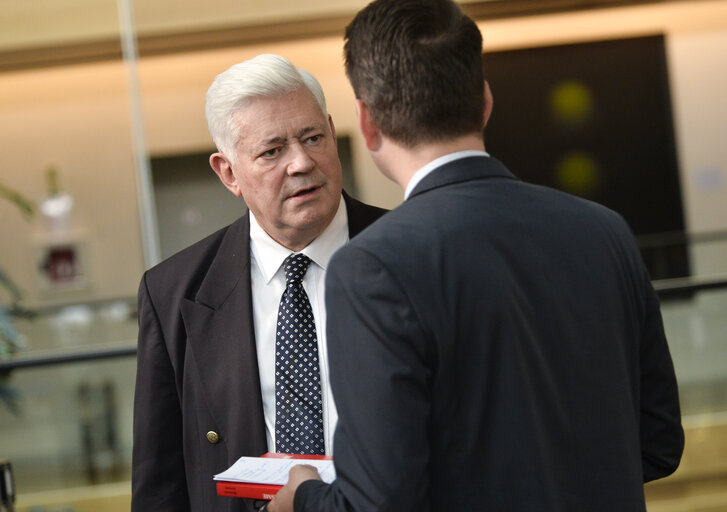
{"left": 132, "top": 193, "right": 386, "bottom": 512}
{"left": 296, "top": 157, "right": 683, "bottom": 512}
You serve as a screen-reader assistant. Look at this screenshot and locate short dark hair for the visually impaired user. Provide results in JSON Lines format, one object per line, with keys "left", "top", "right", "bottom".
{"left": 344, "top": 0, "right": 484, "bottom": 147}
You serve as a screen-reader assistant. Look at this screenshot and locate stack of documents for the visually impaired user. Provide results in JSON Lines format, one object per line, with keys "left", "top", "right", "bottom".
{"left": 214, "top": 453, "right": 335, "bottom": 500}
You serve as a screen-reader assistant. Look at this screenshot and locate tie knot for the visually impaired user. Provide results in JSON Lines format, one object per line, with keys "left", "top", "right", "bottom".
{"left": 283, "top": 253, "right": 312, "bottom": 286}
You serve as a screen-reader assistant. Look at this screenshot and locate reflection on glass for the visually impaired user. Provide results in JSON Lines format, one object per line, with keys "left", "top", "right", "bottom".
{"left": 1, "top": 359, "right": 134, "bottom": 494}
{"left": 662, "top": 288, "right": 727, "bottom": 416}
{"left": 13, "top": 299, "right": 137, "bottom": 354}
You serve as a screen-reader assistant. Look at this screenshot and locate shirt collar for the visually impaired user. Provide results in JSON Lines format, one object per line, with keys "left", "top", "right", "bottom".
{"left": 249, "top": 196, "right": 348, "bottom": 284}
{"left": 404, "top": 150, "right": 490, "bottom": 200}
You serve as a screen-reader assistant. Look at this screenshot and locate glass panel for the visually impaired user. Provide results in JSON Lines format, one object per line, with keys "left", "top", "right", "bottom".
{"left": 0, "top": 358, "right": 135, "bottom": 499}
{"left": 658, "top": 233, "right": 727, "bottom": 417}
{"left": 11, "top": 299, "right": 137, "bottom": 356}
{"left": 662, "top": 288, "right": 727, "bottom": 417}
{"left": 1, "top": 0, "right": 143, "bottom": 508}
{"left": 689, "top": 232, "right": 727, "bottom": 277}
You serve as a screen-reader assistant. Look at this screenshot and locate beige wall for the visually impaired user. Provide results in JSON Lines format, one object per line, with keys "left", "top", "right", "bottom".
{"left": 0, "top": 62, "right": 144, "bottom": 307}
{"left": 1, "top": 0, "right": 726, "bottom": 308}
{"left": 0, "top": 0, "right": 491, "bottom": 50}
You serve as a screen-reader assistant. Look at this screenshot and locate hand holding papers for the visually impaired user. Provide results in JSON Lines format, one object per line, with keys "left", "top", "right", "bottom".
{"left": 214, "top": 453, "right": 334, "bottom": 500}
{"left": 215, "top": 456, "right": 335, "bottom": 485}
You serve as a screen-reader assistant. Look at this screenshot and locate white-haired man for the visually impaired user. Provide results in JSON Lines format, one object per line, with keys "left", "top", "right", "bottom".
{"left": 131, "top": 54, "right": 386, "bottom": 512}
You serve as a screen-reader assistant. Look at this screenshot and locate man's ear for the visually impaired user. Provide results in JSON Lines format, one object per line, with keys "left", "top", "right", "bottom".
{"left": 355, "top": 99, "right": 381, "bottom": 151}
{"left": 328, "top": 114, "right": 338, "bottom": 144}
{"left": 209, "top": 152, "right": 242, "bottom": 197}
{"left": 483, "top": 81, "right": 494, "bottom": 129}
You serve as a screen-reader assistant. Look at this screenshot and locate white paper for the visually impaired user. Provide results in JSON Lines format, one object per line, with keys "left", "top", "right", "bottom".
{"left": 213, "top": 456, "right": 336, "bottom": 485}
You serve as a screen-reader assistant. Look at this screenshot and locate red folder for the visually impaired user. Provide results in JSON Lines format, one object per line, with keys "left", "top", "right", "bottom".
{"left": 216, "top": 452, "right": 332, "bottom": 500}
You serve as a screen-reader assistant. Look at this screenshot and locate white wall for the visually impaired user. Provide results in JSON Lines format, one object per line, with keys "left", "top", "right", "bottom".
{"left": 667, "top": 28, "right": 727, "bottom": 276}
{"left": 1, "top": 0, "right": 725, "bottom": 309}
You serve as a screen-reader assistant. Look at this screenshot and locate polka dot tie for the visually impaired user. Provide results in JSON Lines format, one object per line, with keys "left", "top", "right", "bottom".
{"left": 274, "top": 253, "right": 325, "bottom": 455}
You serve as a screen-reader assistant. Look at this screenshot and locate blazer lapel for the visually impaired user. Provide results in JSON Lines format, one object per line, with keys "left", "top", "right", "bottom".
{"left": 180, "top": 214, "right": 267, "bottom": 455}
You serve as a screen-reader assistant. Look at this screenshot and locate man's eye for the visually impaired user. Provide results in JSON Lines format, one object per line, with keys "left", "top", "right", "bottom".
{"left": 261, "top": 147, "right": 281, "bottom": 158}
{"left": 305, "top": 134, "right": 322, "bottom": 145}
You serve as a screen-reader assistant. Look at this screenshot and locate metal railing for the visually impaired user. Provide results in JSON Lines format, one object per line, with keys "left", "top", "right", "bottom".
{"left": 0, "top": 342, "right": 137, "bottom": 371}
{"left": 1, "top": 273, "right": 726, "bottom": 372}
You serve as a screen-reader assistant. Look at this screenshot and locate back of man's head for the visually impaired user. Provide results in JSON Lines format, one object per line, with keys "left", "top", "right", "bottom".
{"left": 205, "top": 54, "right": 328, "bottom": 160}
{"left": 344, "top": 0, "right": 484, "bottom": 148}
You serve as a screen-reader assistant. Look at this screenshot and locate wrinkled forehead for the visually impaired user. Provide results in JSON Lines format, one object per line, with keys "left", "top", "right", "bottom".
{"left": 231, "top": 89, "right": 330, "bottom": 149}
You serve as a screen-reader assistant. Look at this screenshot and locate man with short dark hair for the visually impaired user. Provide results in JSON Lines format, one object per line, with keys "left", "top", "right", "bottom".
{"left": 268, "top": 1, "right": 683, "bottom": 511}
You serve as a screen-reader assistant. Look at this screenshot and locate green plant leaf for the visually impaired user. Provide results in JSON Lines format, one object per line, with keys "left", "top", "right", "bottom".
{"left": 0, "top": 267, "right": 22, "bottom": 302}
{"left": 0, "top": 181, "right": 35, "bottom": 219}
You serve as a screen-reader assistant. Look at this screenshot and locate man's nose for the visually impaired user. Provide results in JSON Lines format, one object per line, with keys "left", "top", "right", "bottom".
{"left": 286, "top": 142, "right": 315, "bottom": 174}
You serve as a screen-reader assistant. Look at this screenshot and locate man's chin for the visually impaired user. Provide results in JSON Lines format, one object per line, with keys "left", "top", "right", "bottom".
{"left": 288, "top": 204, "right": 337, "bottom": 232}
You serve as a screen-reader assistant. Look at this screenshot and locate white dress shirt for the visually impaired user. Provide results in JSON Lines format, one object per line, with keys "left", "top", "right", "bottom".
{"left": 249, "top": 197, "right": 348, "bottom": 455}
{"left": 404, "top": 149, "right": 490, "bottom": 200}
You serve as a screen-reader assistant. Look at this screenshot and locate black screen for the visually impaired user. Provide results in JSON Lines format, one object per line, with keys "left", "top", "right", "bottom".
{"left": 484, "top": 35, "right": 688, "bottom": 281}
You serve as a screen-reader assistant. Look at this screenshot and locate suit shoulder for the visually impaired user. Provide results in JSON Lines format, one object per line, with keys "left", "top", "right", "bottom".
{"left": 356, "top": 199, "right": 388, "bottom": 219}
{"left": 142, "top": 216, "right": 246, "bottom": 294}
{"left": 337, "top": 208, "right": 408, "bottom": 270}
{"left": 344, "top": 192, "right": 388, "bottom": 238}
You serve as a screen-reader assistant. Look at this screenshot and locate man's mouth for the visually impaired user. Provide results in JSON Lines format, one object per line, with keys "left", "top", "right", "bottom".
{"left": 289, "top": 185, "right": 319, "bottom": 199}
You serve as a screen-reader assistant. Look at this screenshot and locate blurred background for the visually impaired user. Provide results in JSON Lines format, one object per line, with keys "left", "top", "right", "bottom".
{"left": 0, "top": 0, "right": 726, "bottom": 510}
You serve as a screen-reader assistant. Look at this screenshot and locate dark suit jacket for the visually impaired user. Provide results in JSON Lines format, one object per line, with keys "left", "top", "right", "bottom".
{"left": 296, "top": 157, "right": 684, "bottom": 512}
{"left": 131, "top": 193, "right": 386, "bottom": 512}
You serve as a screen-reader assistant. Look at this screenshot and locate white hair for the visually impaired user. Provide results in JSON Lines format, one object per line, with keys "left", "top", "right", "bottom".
{"left": 205, "top": 54, "right": 328, "bottom": 161}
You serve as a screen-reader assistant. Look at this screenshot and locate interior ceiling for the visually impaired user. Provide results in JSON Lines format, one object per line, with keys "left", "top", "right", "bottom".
{"left": 1, "top": 0, "right": 677, "bottom": 73}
